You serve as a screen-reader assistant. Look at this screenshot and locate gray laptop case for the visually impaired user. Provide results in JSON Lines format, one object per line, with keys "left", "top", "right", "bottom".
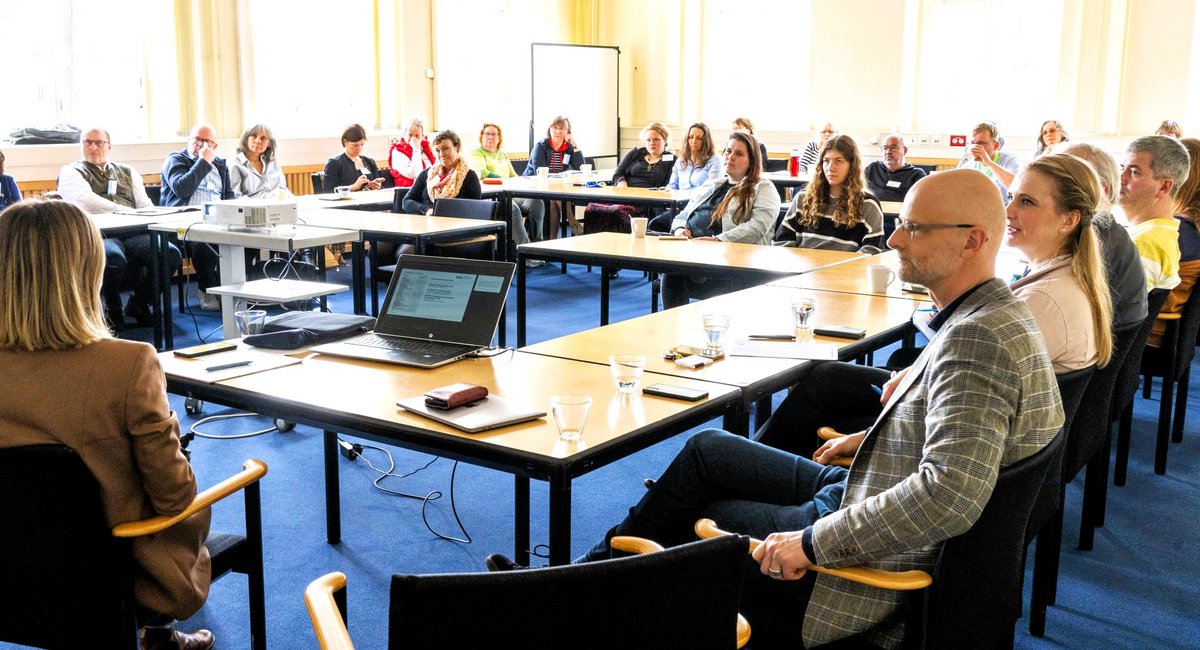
{"left": 396, "top": 395, "right": 546, "bottom": 433}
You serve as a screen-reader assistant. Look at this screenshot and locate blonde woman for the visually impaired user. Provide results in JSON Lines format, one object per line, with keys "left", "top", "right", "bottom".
{"left": 781, "top": 135, "right": 883, "bottom": 251}
{"left": 0, "top": 200, "right": 214, "bottom": 649}
{"left": 797, "top": 122, "right": 839, "bottom": 174}
{"left": 731, "top": 117, "right": 769, "bottom": 166}
{"left": 613, "top": 122, "right": 675, "bottom": 188}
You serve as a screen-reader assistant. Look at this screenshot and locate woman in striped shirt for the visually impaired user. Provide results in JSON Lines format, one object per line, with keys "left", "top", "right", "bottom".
{"left": 779, "top": 135, "right": 884, "bottom": 252}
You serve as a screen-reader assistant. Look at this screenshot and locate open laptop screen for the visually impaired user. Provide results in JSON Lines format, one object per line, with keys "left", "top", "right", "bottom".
{"left": 375, "top": 256, "right": 514, "bottom": 346}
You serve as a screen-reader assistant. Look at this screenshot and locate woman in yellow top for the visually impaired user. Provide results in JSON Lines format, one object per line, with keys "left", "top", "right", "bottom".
{"left": 467, "top": 123, "right": 546, "bottom": 263}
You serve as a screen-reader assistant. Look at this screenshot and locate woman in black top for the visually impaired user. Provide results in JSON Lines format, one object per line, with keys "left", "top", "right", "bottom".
{"left": 322, "top": 123, "right": 385, "bottom": 192}
{"left": 613, "top": 122, "right": 675, "bottom": 188}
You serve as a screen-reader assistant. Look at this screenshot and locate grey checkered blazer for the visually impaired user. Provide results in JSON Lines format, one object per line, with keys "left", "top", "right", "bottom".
{"left": 803, "top": 277, "right": 1065, "bottom": 648}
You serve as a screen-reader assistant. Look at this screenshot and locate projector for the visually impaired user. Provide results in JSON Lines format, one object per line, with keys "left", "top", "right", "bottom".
{"left": 202, "top": 199, "right": 298, "bottom": 229}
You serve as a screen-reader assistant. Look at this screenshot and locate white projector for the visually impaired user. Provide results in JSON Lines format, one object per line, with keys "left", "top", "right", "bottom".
{"left": 202, "top": 199, "right": 298, "bottom": 229}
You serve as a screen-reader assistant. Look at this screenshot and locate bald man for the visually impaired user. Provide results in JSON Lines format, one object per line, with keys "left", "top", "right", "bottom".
{"left": 556, "top": 170, "right": 1064, "bottom": 648}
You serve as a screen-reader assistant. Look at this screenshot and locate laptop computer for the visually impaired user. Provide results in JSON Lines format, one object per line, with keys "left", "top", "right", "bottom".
{"left": 396, "top": 395, "right": 545, "bottom": 433}
{"left": 312, "top": 255, "right": 515, "bottom": 368}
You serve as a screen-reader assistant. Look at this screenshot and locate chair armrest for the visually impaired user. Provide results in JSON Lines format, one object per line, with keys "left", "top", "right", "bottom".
{"left": 112, "top": 459, "right": 268, "bottom": 538}
{"left": 817, "top": 426, "right": 847, "bottom": 441}
{"left": 694, "top": 519, "right": 932, "bottom": 591}
{"left": 1157, "top": 313, "right": 1183, "bottom": 321}
{"left": 611, "top": 535, "right": 666, "bottom": 555}
{"left": 305, "top": 572, "right": 354, "bottom": 650}
{"left": 433, "top": 235, "right": 496, "bottom": 247}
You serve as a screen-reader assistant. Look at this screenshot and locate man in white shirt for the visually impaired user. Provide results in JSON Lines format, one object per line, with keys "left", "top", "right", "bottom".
{"left": 57, "top": 128, "right": 181, "bottom": 329}
{"left": 956, "top": 121, "right": 1019, "bottom": 202}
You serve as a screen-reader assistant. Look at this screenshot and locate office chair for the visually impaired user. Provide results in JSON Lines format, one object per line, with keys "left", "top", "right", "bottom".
{"left": 307, "top": 535, "right": 752, "bottom": 649}
{"left": 311, "top": 171, "right": 326, "bottom": 194}
{"left": 0, "top": 445, "right": 268, "bottom": 650}
{"left": 698, "top": 424, "right": 1065, "bottom": 649}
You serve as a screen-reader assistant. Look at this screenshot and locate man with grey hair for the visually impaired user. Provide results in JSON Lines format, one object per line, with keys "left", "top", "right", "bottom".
{"left": 957, "top": 120, "right": 1019, "bottom": 201}
{"left": 1118, "top": 135, "right": 1192, "bottom": 290}
{"left": 58, "top": 127, "right": 182, "bottom": 329}
{"left": 865, "top": 134, "right": 926, "bottom": 202}
{"left": 1058, "top": 141, "right": 1148, "bottom": 328}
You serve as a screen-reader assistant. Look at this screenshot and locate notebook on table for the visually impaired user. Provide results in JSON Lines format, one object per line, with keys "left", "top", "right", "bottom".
{"left": 312, "top": 255, "right": 515, "bottom": 368}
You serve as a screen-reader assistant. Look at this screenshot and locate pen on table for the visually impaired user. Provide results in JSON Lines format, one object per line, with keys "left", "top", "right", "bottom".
{"left": 206, "top": 360, "right": 252, "bottom": 373}
{"left": 748, "top": 334, "right": 795, "bottom": 341}
{"left": 870, "top": 385, "right": 884, "bottom": 395}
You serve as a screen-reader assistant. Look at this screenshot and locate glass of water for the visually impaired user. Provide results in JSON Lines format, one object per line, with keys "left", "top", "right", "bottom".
{"left": 791, "top": 299, "right": 816, "bottom": 330}
{"left": 702, "top": 314, "right": 730, "bottom": 358}
{"left": 550, "top": 395, "right": 592, "bottom": 442}
{"left": 609, "top": 354, "right": 646, "bottom": 394}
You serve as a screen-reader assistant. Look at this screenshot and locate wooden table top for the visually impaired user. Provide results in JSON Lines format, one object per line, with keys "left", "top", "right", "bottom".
{"left": 519, "top": 232, "right": 864, "bottom": 276}
{"left": 298, "top": 208, "right": 502, "bottom": 237}
{"left": 497, "top": 176, "right": 692, "bottom": 205}
{"left": 177, "top": 350, "right": 738, "bottom": 462}
{"left": 769, "top": 250, "right": 925, "bottom": 299}
{"left": 523, "top": 283, "right": 924, "bottom": 388}
{"left": 295, "top": 188, "right": 397, "bottom": 210}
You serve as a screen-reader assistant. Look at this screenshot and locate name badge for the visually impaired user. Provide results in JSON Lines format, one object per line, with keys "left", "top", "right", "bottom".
{"left": 358, "top": 168, "right": 369, "bottom": 178}
{"left": 662, "top": 154, "right": 675, "bottom": 162}
{"left": 107, "top": 180, "right": 118, "bottom": 195}
{"left": 886, "top": 180, "right": 901, "bottom": 188}
{"left": 562, "top": 154, "right": 571, "bottom": 165}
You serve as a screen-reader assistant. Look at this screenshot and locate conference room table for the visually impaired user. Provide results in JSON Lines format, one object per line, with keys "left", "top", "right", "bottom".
{"left": 515, "top": 232, "right": 866, "bottom": 346}
{"left": 522, "top": 282, "right": 924, "bottom": 433}
{"left": 294, "top": 188, "right": 398, "bottom": 211}
{"left": 297, "top": 208, "right": 509, "bottom": 320}
{"left": 769, "top": 249, "right": 918, "bottom": 298}
{"left": 161, "top": 348, "right": 739, "bottom": 565}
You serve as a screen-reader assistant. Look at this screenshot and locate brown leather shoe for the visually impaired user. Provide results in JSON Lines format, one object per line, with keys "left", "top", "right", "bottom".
{"left": 140, "top": 626, "right": 216, "bottom": 650}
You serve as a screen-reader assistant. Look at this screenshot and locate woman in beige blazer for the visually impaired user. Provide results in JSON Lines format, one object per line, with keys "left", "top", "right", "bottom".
{"left": 0, "top": 200, "right": 214, "bottom": 650}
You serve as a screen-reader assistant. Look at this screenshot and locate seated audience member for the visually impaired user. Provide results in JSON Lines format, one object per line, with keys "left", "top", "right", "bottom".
{"left": 613, "top": 121, "right": 675, "bottom": 188}
{"left": 1118, "top": 135, "right": 1192, "bottom": 291}
{"left": 730, "top": 117, "right": 770, "bottom": 166}
{"left": 780, "top": 135, "right": 884, "bottom": 251}
{"left": 389, "top": 118, "right": 434, "bottom": 189}
{"left": 229, "top": 123, "right": 289, "bottom": 198}
{"left": 401, "top": 130, "right": 482, "bottom": 215}
{"left": 661, "top": 132, "right": 780, "bottom": 308}
{"left": 796, "top": 122, "right": 839, "bottom": 175}
{"left": 0, "top": 200, "right": 214, "bottom": 650}
{"left": 1058, "top": 141, "right": 1149, "bottom": 329}
{"left": 323, "top": 123, "right": 385, "bottom": 193}
{"left": 668, "top": 122, "right": 722, "bottom": 192}
{"left": 523, "top": 170, "right": 1063, "bottom": 649}
{"left": 957, "top": 120, "right": 1019, "bottom": 201}
{"left": 160, "top": 122, "right": 235, "bottom": 311}
{"left": 1156, "top": 120, "right": 1183, "bottom": 139}
{"left": 864, "top": 134, "right": 927, "bottom": 202}
{"left": 467, "top": 122, "right": 546, "bottom": 260}
{"left": 1035, "top": 120, "right": 1069, "bottom": 157}
{"left": 58, "top": 128, "right": 182, "bottom": 329}
{"left": 0, "top": 149, "right": 19, "bottom": 210}
{"left": 1005, "top": 153, "right": 1114, "bottom": 371}
{"left": 1148, "top": 137, "right": 1200, "bottom": 347}
{"left": 524, "top": 115, "right": 584, "bottom": 236}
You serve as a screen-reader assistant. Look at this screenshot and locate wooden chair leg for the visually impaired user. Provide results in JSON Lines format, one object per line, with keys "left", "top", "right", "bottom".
{"left": 1114, "top": 403, "right": 1133, "bottom": 486}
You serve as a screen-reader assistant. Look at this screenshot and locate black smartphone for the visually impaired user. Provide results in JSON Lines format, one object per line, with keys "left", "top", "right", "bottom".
{"left": 813, "top": 325, "right": 867, "bottom": 340}
{"left": 642, "top": 383, "right": 708, "bottom": 401}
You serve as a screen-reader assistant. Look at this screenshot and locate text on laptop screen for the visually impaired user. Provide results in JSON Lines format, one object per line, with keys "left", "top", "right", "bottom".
{"left": 387, "top": 269, "right": 507, "bottom": 323}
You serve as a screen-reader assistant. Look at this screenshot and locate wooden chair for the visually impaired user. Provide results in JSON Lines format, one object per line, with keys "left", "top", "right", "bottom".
{"left": 0, "top": 445, "right": 268, "bottom": 650}
{"left": 306, "top": 535, "right": 753, "bottom": 649}
{"left": 699, "top": 425, "right": 1066, "bottom": 649}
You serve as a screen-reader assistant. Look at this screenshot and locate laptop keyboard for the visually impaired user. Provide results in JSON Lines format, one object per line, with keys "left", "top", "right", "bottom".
{"left": 348, "top": 334, "right": 470, "bottom": 355}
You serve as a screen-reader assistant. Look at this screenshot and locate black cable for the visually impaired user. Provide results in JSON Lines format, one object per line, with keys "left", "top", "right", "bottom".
{"left": 339, "top": 438, "right": 472, "bottom": 544}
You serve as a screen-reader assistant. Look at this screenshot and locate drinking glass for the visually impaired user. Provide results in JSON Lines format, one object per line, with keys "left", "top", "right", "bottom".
{"left": 550, "top": 395, "right": 591, "bottom": 442}
{"left": 235, "top": 310, "right": 266, "bottom": 336}
{"left": 609, "top": 355, "right": 646, "bottom": 394}
{"left": 702, "top": 314, "right": 730, "bottom": 358}
{"left": 791, "top": 299, "right": 816, "bottom": 329}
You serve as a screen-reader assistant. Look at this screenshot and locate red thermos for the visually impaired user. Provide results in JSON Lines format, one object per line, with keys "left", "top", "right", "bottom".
{"left": 788, "top": 148, "right": 801, "bottom": 177}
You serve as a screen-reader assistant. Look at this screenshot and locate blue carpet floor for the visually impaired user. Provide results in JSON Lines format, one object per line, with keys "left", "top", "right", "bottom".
{"left": 5, "top": 260, "right": 1197, "bottom": 649}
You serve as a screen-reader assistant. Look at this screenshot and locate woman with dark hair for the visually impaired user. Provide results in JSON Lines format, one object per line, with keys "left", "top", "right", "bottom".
{"left": 401, "top": 130, "right": 482, "bottom": 215}
{"left": 661, "top": 131, "right": 780, "bottom": 308}
{"left": 524, "top": 116, "right": 585, "bottom": 236}
{"left": 779, "top": 135, "right": 883, "bottom": 251}
{"left": 669, "top": 122, "right": 722, "bottom": 192}
{"left": 322, "top": 123, "right": 385, "bottom": 192}
{"left": 1034, "top": 120, "right": 1069, "bottom": 157}
{"left": 0, "top": 200, "right": 214, "bottom": 650}
{"left": 0, "top": 149, "right": 20, "bottom": 209}
{"left": 229, "top": 124, "right": 289, "bottom": 198}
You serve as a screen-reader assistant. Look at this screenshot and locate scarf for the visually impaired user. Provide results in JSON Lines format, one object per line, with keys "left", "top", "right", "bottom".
{"left": 428, "top": 158, "right": 470, "bottom": 201}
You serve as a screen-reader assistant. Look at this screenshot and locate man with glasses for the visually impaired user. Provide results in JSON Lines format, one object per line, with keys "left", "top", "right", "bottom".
{"left": 956, "top": 120, "right": 1019, "bottom": 201}
{"left": 865, "top": 134, "right": 926, "bottom": 202}
{"left": 160, "top": 122, "right": 234, "bottom": 310}
{"left": 538, "top": 170, "right": 1063, "bottom": 648}
{"left": 58, "top": 127, "right": 182, "bottom": 329}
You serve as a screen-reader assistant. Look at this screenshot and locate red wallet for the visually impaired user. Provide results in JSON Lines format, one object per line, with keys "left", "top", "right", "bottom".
{"left": 424, "top": 383, "right": 489, "bottom": 410}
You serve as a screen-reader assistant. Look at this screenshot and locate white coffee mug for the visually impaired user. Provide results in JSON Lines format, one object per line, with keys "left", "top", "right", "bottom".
{"left": 631, "top": 217, "right": 648, "bottom": 238}
{"left": 581, "top": 163, "right": 594, "bottom": 176}
{"left": 536, "top": 166, "right": 550, "bottom": 179}
{"left": 334, "top": 185, "right": 351, "bottom": 198}
{"left": 867, "top": 264, "right": 896, "bottom": 292}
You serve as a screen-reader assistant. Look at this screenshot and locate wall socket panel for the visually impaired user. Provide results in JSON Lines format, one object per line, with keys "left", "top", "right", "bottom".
{"left": 931, "top": 134, "right": 945, "bottom": 145}
{"left": 916, "top": 133, "right": 930, "bottom": 145}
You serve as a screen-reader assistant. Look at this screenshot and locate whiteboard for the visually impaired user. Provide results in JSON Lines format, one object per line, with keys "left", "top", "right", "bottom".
{"left": 530, "top": 43, "right": 619, "bottom": 162}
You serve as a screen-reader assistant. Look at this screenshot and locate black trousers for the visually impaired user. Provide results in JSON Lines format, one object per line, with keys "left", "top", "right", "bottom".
{"left": 752, "top": 361, "right": 891, "bottom": 456}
